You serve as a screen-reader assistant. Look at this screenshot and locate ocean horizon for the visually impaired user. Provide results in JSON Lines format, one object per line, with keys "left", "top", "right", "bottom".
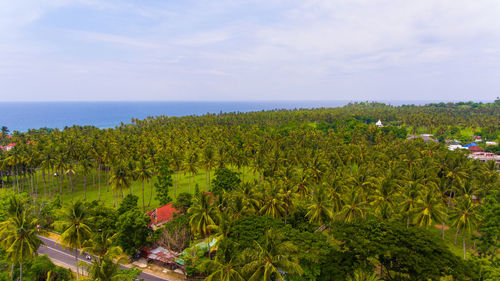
{"left": 0, "top": 100, "right": 486, "bottom": 132}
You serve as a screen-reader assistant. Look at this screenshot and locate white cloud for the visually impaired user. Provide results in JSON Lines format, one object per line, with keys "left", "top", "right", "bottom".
{"left": 1, "top": 0, "right": 500, "bottom": 101}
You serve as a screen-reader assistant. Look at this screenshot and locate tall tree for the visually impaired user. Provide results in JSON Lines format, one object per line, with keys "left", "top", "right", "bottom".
{"left": 242, "top": 229, "right": 303, "bottom": 281}
{"left": 188, "top": 191, "right": 218, "bottom": 237}
{"left": 54, "top": 201, "right": 92, "bottom": 280}
{"left": 0, "top": 205, "right": 44, "bottom": 281}
{"left": 134, "top": 157, "right": 152, "bottom": 211}
{"left": 450, "top": 197, "right": 481, "bottom": 259}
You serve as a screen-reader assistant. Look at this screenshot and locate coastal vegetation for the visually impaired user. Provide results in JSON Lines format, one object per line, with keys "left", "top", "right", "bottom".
{"left": 0, "top": 100, "right": 499, "bottom": 280}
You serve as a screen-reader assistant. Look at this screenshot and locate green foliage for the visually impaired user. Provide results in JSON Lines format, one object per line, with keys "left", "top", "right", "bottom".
{"left": 228, "top": 216, "right": 284, "bottom": 252}
{"left": 24, "top": 255, "right": 73, "bottom": 281}
{"left": 380, "top": 126, "right": 407, "bottom": 139}
{"left": 115, "top": 208, "right": 151, "bottom": 255}
{"left": 155, "top": 158, "right": 174, "bottom": 205}
{"left": 471, "top": 257, "right": 500, "bottom": 281}
{"left": 331, "top": 219, "right": 477, "bottom": 280}
{"left": 211, "top": 168, "right": 241, "bottom": 195}
{"left": 173, "top": 192, "right": 193, "bottom": 213}
{"left": 117, "top": 194, "right": 139, "bottom": 215}
{"left": 284, "top": 226, "right": 348, "bottom": 281}
{"left": 85, "top": 200, "right": 118, "bottom": 237}
{"left": 477, "top": 190, "right": 500, "bottom": 257}
{"left": 1, "top": 101, "right": 499, "bottom": 280}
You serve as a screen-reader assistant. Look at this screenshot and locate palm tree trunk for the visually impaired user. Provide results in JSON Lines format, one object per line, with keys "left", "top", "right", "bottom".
{"left": 70, "top": 174, "right": 74, "bottom": 203}
{"left": 463, "top": 234, "right": 466, "bottom": 260}
{"left": 208, "top": 168, "right": 211, "bottom": 191}
{"left": 407, "top": 214, "right": 410, "bottom": 228}
{"left": 19, "top": 262, "right": 22, "bottom": 281}
{"left": 148, "top": 178, "right": 154, "bottom": 207}
{"left": 60, "top": 168, "right": 64, "bottom": 201}
{"left": 49, "top": 168, "right": 52, "bottom": 198}
{"left": 98, "top": 162, "right": 101, "bottom": 201}
{"left": 106, "top": 168, "right": 109, "bottom": 192}
{"left": 83, "top": 175, "right": 87, "bottom": 201}
{"left": 454, "top": 228, "right": 460, "bottom": 246}
{"left": 15, "top": 166, "right": 19, "bottom": 193}
{"left": 10, "top": 263, "right": 14, "bottom": 279}
{"left": 205, "top": 169, "right": 208, "bottom": 191}
{"left": 142, "top": 180, "right": 145, "bottom": 212}
{"left": 42, "top": 169, "right": 47, "bottom": 199}
{"left": 75, "top": 249, "right": 79, "bottom": 280}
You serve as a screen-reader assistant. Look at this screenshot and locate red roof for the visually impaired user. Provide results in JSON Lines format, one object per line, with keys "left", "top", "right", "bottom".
{"left": 147, "top": 203, "right": 179, "bottom": 226}
{"left": 468, "top": 146, "right": 484, "bottom": 152}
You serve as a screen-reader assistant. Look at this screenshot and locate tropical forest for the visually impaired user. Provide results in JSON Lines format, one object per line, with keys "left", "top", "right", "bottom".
{"left": 0, "top": 100, "right": 499, "bottom": 281}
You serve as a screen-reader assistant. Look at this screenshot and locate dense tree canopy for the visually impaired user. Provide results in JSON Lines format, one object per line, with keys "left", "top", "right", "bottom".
{"left": 0, "top": 101, "right": 499, "bottom": 280}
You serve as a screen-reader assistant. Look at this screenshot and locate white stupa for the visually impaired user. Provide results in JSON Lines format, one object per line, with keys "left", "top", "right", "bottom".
{"left": 376, "top": 119, "right": 383, "bottom": 128}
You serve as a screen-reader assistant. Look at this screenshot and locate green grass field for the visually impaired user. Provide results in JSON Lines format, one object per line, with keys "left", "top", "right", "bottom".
{"left": 19, "top": 166, "right": 257, "bottom": 211}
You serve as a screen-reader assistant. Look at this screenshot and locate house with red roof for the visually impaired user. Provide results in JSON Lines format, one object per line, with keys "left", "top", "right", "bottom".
{"left": 0, "top": 143, "right": 16, "bottom": 151}
{"left": 146, "top": 203, "right": 180, "bottom": 228}
{"left": 468, "top": 146, "right": 484, "bottom": 153}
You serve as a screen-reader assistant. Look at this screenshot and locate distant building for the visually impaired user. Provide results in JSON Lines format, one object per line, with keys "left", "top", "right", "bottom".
{"left": 468, "top": 152, "right": 500, "bottom": 165}
{"left": 0, "top": 143, "right": 16, "bottom": 151}
{"left": 144, "top": 246, "right": 182, "bottom": 270}
{"left": 486, "top": 141, "right": 498, "bottom": 146}
{"left": 462, "top": 142, "right": 478, "bottom": 148}
{"left": 448, "top": 144, "right": 466, "bottom": 151}
{"left": 407, "top": 134, "right": 438, "bottom": 143}
{"left": 468, "top": 146, "right": 484, "bottom": 153}
{"left": 375, "top": 120, "right": 384, "bottom": 128}
{"left": 146, "top": 203, "right": 179, "bottom": 229}
{"left": 446, "top": 139, "right": 461, "bottom": 145}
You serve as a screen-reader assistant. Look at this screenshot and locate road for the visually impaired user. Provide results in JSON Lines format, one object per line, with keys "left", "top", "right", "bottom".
{"left": 38, "top": 236, "right": 169, "bottom": 281}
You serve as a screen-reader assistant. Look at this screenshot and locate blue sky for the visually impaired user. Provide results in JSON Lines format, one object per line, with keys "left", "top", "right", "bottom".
{"left": 1, "top": 0, "right": 499, "bottom": 101}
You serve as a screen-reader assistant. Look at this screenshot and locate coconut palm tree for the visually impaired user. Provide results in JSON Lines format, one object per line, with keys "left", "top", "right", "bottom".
{"left": 185, "top": 150, "right": 199, "bottom": 193}
{"left": 347, "top": 268, "right": 380, "bottom": 281}
{"left": 201, "top": 239, "right": 244, "bottom": 281}
{"left": 109, "top": 163, "right": 132, "bottom": 205}
{"left": 188, "top": 191, "right": 218, "bottom": 237}
{"left": 65, "top": 162, "right": 76, "bottom": 202}
{"left": 54, "top": 201, "right": 92, "bottom": 280}
{"left": 259, "top": 184, "right": 286, "bottom": 219}
{"left": 413, "top": 189, "right": 445, "bottom": 228}
{"left": 337, "top": 187, "right": 366, "bottom": 222}
{"left": 400, "top": 182, "right": 421, "bottom": 228}
{"left": 306, "top": 185, "right": 333, "bottom": 227}
{"left": 135, "top": 157, "right": 152, "bottom": 212}
{"left": 449, "top": 197, "right": 481, "bottom": 259}
{"left": 368, "top": 175, "right": 398, "bottom": 221}
{"left": 242, "top": 229, "right": 303, "bottom": 281}
{"left": 0, "top": 209, "right": 44, "bottom": 281}
{"left": 79, "top": 157, "right": 93, "bottom": 201}
{"left": 81, "top": 232, "right": 128, "bottom": 280}
{"left": 203, "top": 145, "right": 215, "bottom": 191}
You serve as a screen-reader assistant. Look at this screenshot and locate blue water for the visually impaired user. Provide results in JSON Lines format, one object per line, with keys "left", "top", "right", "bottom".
{"left": 0, "top": 100, "right": 439, "bottom": 132}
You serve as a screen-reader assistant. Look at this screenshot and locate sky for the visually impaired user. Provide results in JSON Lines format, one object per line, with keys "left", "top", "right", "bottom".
{"left": 1, "top": 0, "right": 500, "bottom": 102}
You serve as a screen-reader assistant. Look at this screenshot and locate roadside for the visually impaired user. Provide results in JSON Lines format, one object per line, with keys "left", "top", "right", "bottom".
{"left": 39, "top": 232, "right": 185, "bottom": 281}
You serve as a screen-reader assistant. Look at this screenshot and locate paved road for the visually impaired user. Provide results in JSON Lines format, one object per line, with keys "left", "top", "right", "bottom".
{"left": 38, "top": 236, "right": 169, "bottom": 281}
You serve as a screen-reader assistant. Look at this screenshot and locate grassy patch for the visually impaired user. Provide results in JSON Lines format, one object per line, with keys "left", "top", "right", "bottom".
{"left": 26, "top": 167, "right": 256, "bottom": 211}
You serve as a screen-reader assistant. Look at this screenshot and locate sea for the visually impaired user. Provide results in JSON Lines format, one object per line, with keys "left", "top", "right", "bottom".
{"left": 0, "top": 100, "right": 448, "bottom": 132}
